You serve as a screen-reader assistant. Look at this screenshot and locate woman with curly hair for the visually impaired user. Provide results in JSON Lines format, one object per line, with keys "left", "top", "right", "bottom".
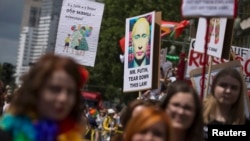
{"left": 0, "top": 53, "right": 89, "bottom": 141}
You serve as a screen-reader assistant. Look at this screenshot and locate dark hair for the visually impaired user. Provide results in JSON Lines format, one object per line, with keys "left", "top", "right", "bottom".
{"left": 160, "top": 80, "right": 203, "bottom": 141}
{"left": 10, "top": 54, "right": 84, "bottom": 122}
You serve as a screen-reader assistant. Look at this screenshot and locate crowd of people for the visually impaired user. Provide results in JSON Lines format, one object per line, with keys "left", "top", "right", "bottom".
{"left": 0, "top": 54, "right": 249, "bottom": 141}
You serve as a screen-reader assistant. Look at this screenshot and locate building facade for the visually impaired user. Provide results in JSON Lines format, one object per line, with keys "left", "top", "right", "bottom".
{"left": 15, "top": 0, "right": 62, "bottom": 85}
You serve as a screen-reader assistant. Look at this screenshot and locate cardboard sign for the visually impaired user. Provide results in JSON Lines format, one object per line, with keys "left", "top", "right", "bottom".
{"left": 232, "top": 46, "right": 250, "bottom": 89}
{"left": 189, "top": 60, "right": 242, "bottom": 95}
{"left": 181, "top": 0, "right": 237, "bottom": 18}
{"left": 186, "top": 39, "right": 250, "bottom": 89}
{"left": 123, "top": 11, "right": 161, "bottom": 92}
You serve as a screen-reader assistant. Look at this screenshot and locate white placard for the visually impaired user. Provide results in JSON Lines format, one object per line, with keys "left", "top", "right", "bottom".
{"left": 195, "top": 18, "right": 227, "bottom": 58}
{"left": 123, "top": 12, "right": 155, "bottom": 92}
{"left": 55, "top": 0, "right": 104, "bottom": 67}
{"left": 182, "top": 0, "right": 237, "bottom": 18}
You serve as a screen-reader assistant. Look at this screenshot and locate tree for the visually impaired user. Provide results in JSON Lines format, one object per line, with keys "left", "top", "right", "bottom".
{"left": 1, "top": 63, "right": 15, "bottom": 87}
{"left": 87, "top": 0, "right": 182, "bottom": 104}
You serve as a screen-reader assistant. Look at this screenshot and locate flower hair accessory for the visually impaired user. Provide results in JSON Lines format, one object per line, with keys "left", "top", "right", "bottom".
{"left": 78, "top": 66, "right": 89, "bottom": 88}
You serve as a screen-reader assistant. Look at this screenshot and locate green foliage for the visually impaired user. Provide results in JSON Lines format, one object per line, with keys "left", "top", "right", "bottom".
{"left": 1, "top": 63, "right": 15, "bottom": 87}
{"left": 87, "top": 0, "right": 182, "bottom": 104}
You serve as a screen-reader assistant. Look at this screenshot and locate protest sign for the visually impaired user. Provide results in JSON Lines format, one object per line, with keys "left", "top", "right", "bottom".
{"left": 55, "top": 0, "right": 104, "bottom": 67}
{"left": 182, "top": 0, "right": 237, "bottom": 18}
{"left": 123, "top": 11, "right": 161, "bottom": 92}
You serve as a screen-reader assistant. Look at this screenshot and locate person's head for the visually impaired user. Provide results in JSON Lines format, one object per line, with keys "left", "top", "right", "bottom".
{"left": 124, "top": 107, "right": 172, "bottom": 141}
{"left": 120, "top": 99, "right": 155, "bottom": 129}
{"left": 99, "top": 108, "right": 107, "bottom": 117}
{"left": 108, "top": 108, "right": 116, "bottom": 118}
{"left": 10, "top": 53, "right": 88, "bottom": 122}
{"left": 172, "top": 67, "right": 178, "bottom": 76}
{"left": 132, "top": 18, "right": 150, "bottom": 61}
{"left": 160, "top": 80, "right": 203, "bottom": 141}
{"left": 211, "top": 68, "right": 243, "bottom": 106}
{"left": 4, "top": 94, "right": 12, "bottom": 103}
{"left": 203, "top": 68, "right": 246, "bottom": 124}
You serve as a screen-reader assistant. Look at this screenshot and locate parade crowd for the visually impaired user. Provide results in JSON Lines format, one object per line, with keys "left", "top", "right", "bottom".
{"left": 0, "top": 54, "right": 249, "bottom": 141}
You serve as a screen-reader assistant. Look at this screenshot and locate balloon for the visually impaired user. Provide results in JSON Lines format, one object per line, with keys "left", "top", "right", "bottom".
{"left": 119, "top": 37, "right": 125, "bottom": 54}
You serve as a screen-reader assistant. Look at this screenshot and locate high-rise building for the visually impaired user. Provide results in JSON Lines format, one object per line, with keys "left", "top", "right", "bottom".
{"left": 15, "top": 0, "right": 62, "bottom": 85}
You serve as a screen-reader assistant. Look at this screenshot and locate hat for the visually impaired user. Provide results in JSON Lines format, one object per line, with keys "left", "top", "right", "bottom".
{"left": 108, "top": 109, "right": 115, "bottom": 114}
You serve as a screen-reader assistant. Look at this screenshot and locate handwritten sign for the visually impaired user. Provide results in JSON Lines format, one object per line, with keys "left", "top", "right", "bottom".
{"left": 195, "top": 18, "right": 228, "bottom": 58}
{"left": 55, "top": 0, "right": 104, "bottom": 67}
{"left": 186, "top": 39, "right": 250, "bottom": 89}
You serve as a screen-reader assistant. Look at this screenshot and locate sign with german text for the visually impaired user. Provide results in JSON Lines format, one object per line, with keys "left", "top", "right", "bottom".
{"left": 181, "top": 0, "right": 237, "bottom": 18}
{"left": 55, "top": 0, "right": 104, "bottom": 67}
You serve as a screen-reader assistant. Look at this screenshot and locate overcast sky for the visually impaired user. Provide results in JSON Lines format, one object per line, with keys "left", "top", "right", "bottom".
{"left": 0, "top": 0, "right": 24, "bottom": 65}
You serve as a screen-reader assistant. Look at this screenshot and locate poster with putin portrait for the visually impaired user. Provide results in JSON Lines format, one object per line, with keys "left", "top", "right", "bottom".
{"left": 123, "top": 11, "right": 160, "bottom": 92}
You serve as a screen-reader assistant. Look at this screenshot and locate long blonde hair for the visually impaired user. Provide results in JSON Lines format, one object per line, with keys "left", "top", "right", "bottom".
{"left": 203, "top": 68, "right": 246, "bottom": 124}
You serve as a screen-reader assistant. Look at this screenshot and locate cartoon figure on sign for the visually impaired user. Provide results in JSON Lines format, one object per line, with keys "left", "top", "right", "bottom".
{"left": 70, "top": 25, "right": 82, "bottom": 54}
{"left": 208, "top": 18, "right": 220, "bottom": 44}
{"left": 128, "top": 16, "right": 151, "bottom": 68}
{"left": 63, "top": 34, "right": 71, "bottom": 52}
{"left": 76, "top": 26, "right": 93, "bottom": 56}
{"left": 69, "top": 25, "right": 93, "bottom": 56}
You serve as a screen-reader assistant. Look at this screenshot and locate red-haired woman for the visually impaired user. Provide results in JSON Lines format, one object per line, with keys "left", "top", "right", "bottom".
{"left": 0, "top": 53, "right": 89, "bottom": 141}
{"left": 124, "top": 107, "right": 172, "bottom": 141}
